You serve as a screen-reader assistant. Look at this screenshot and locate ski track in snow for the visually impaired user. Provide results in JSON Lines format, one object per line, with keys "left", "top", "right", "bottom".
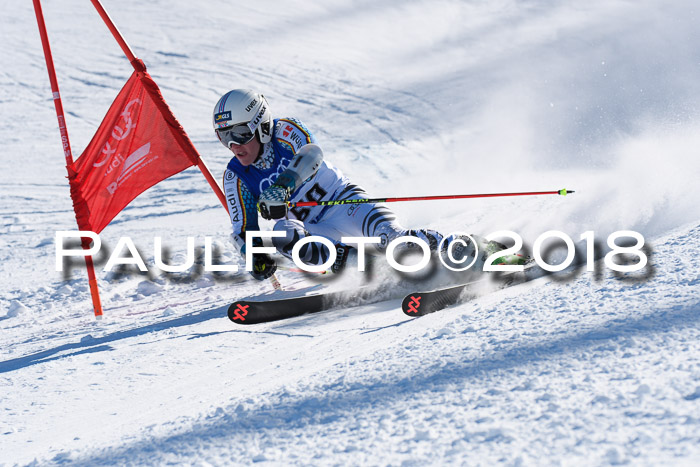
{"left": 2, "top": 0, "right": 700, "bottom": 465}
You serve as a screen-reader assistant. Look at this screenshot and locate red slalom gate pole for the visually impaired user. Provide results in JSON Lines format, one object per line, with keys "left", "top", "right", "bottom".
{"left": 88, "top": 0, "right": 228, "bottom": 211}
{"left": 32, "top": 0, "right": 104, "bottom": 319}
{"left": 88, "top": 0, "right": 137, "bottom": 62}
{"left": 290, "top": 189, "right": 575, "bottom": 208}
{"left": 88, "top": 0, "right": 282, "bottom": 291}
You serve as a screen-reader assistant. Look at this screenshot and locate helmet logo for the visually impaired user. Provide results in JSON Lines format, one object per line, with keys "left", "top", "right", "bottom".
{"left": 214, "top": 111, "right": 232, "bottom": 129}
{"left": 245, "top": 99, "right": 257, "bottom": 112}
{"left": 249, "top": 104, "right": 267, "bottom": 131}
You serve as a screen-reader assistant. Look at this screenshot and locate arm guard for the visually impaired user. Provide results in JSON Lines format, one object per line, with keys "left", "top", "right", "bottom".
{"left": 274, "top": 143, "right": 323, "bottom": 191}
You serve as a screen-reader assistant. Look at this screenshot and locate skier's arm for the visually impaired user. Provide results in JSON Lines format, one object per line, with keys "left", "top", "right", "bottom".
{"left": 277, "top": 143, "right": 324, "bottom": 192}
{"left": 259, "top": 144, "right": 323, "bottom": 220}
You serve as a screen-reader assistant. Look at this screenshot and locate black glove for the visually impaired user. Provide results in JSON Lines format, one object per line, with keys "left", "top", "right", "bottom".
{"left": 258, "top": 184, "right": 290, "bottom": 220}
{"left": 251, "top": 253, "right": 277, "bottom": 281}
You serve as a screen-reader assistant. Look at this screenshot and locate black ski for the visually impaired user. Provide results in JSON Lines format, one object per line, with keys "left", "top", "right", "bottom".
{"left": 402, "top": 264, "right": 547, "bottom": 317}
{"left": 401, "top": 279, "right": 485, "bottom": 316}
{"left": 228, "top": 287, "right": 389, "bottom": 324}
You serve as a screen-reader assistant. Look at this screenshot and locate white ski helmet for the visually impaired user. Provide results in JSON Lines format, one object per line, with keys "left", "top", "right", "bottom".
{"left": 213, "top": 89, "right": 272, "bottom": 147}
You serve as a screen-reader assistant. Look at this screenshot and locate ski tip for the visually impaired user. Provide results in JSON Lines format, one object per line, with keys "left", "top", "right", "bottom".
{"left": 558, "top": 188, "right": 575, "bottom": 196}
{"left": 228, "top": 301, "right": 253, "bottom": 324}
{"left": 402, "top": 294, "right": 425, "bottom": 316}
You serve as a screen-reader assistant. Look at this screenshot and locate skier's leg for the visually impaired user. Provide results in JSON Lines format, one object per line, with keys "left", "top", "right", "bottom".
{"left": 271, "top": 219, "right": 338, "bottom": 267}
{"left": 271, "top": 218, "right": 385, "bottom": 272}
{"left": 269, "top": 206, "right": 422, "bottom": 271}
{"left": 310, "top": 200, "right": 527, "bottom": 271}
{"left": 304, "top": 200, "right": 447, "bottom": 271}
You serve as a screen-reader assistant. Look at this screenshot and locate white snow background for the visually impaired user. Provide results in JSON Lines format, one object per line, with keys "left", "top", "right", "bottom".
{"left": 2, "top": 0, "right": 700, "bottom": 465}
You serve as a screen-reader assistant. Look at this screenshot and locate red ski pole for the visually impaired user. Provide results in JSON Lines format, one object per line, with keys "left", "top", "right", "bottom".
{"left": 289, "top": 189, "right": 575, "bottom": 208}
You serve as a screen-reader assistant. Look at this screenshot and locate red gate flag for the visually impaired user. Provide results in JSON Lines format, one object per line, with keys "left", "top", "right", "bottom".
{"left": 68, "top": 64, "right": 200, "bottom": 233}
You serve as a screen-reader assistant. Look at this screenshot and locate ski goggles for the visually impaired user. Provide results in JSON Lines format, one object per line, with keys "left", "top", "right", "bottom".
{"left": 216, "top": 123, "right": 255, "bottom": 147}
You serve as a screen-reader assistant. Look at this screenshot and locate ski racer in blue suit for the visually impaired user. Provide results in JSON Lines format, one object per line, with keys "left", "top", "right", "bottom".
{"left": 214, "top": 89, "right": 497, "bottom": 281}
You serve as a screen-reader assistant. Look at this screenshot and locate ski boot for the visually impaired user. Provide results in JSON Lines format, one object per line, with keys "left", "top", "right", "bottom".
{"left": 331, "top": 243, "right": 379, "bottom": 274}
{"left": 479, "top": 238, "right": 531, "bottom": 267}
{"left": 332, "top": 243, "right": 356, "bottom": 274}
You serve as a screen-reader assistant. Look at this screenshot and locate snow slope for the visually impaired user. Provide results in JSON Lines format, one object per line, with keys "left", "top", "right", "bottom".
{"left": 2, "top": 0, "right": 699, "bottom": 465}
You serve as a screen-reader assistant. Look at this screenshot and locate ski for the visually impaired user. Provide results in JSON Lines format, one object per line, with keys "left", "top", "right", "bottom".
{"left": 228, "top": 287, "right": 391, "bottom": 324}
{"left": 401, "top": 279, "right": 486, "bottom": 316}
{"left": 402, "top": 264, "right": 546, "bottom": 317}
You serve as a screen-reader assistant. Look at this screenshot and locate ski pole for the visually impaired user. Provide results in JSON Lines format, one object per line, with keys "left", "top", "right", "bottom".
{"left": 289, "top": 188, "right": 574, "bottom": 208}
{"left": 278, "top": 266, "right": 328, "bottom": 275}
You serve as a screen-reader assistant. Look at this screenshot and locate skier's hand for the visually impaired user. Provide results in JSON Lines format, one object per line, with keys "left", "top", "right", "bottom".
{"left": 258, "top": 184, "right": 290, "bottom": 220}
{"left": 251, "top": 253, "right": 277, "bottom": 281}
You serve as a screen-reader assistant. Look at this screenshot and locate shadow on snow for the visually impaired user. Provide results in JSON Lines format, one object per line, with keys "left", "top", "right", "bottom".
{"left": 68, "top": 297, "right": 700, "bottom": 465}
{"left": 0, "top": 305, "right": 312, "bottom": 374}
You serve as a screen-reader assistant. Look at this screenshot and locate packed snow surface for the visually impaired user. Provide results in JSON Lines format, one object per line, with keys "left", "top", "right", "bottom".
{"left": 2, "top": 0, "right": 699, "bottom": 465}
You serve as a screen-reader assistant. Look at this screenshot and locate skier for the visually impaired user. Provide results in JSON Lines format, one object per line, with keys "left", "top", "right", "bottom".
{"left": 214, "top": 89, "right": 512, "bottom": 281}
